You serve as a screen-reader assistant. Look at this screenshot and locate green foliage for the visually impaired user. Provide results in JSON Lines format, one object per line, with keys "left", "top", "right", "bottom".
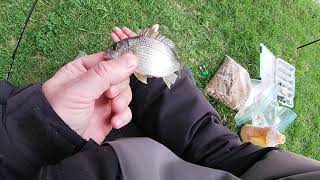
{"left": 0, "top": 0, "right": 319, "bottom": 159}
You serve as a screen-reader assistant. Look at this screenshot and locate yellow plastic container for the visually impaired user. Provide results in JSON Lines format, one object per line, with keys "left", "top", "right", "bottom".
{"left": 240, "top": 124, "right": 286, "bottom": 147}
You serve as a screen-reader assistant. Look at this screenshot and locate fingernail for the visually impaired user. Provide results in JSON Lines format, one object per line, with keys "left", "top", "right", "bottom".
{"left": 114, "top": 27, "right": 122, "bottom": 32}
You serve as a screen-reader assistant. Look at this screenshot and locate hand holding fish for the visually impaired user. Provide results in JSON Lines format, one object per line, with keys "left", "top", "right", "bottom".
{"left": 107, "top": 24, "right": 182, "bottom": 89}
{"left": 110, "top": 26, "right": 137, "bottom": 42}
{"left": 42, "top": 52, "right": 138, "bottom": 144}
{"left": 41, "top": 24, "right": 178, "bottom": 144}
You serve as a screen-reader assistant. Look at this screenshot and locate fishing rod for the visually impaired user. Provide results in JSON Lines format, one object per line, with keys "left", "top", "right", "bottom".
{"left": 6, "top": 0, "right": 39, "bottom": 81}
{"left": 297, "top": 38, "right": 320, "bottom": 50}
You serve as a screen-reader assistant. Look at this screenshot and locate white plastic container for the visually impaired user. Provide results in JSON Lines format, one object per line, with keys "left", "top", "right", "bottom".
{"left": 259, "top": 43, "right": 295, "bottom": 108}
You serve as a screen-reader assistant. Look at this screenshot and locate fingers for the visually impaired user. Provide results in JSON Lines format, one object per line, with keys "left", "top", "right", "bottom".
{"left": 108, "top": 77, "right": 133, "bottom": 130}
{"left": 109, "top": 84, "right": 132, "bottom": 129}
{"left": 110, "top": 26, "right": 137, "bottom": 42}
{"left": 77, "top": 53, "right": 138, "bottom": 97}
{"left": 82, "top": 119, "right": 113, "bottom": 144}
{"left": 105, "top": 78, "right": 130, "bottom": 99}
{"left": 111, "top": 86, "right": 132, "bottom": 114}
{"left": 81, "top": 98, "right": 113, "bottom": 144}
{"left": 113, "top": 27, "right": 128, "bottom": 40}
{"left": 110, "top": 32, "right": 120, "bottom": 42}
{"left": 111, "top": 87, "right": 132, "bottom": 129}
{"left": 76, "top": 52, "right": 107, "bottom": 70}
{"left": 51, "top": 52, "right": 107, "bottom": 83}
{"left": 121, "top": 27, "right": 137, "bottom": 37}
{"left": 111, "top": 107, "right": 132, "bottom": 129}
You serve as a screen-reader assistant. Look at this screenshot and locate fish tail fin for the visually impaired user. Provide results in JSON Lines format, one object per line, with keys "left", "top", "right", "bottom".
{"left": 163, "top": 73, "right": 178, "bottom": 89}
{"left": 134, "top": 72, "right": 148, "bottom": 84}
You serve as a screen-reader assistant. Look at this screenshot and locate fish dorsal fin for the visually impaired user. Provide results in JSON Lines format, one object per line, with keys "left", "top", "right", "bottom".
{"left": 159, "top": 36, "right": 176, "bottom": 49}
{"left": 139, "top": 24, "right": 160, "bottom": 37}
{"left": 139, "top": 24, "right": 176, "bottom": 49}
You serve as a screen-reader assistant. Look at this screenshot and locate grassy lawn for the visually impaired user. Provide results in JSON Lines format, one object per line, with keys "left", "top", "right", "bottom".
{"left": 1, "top": 0, "right": 319, "bottom": 159}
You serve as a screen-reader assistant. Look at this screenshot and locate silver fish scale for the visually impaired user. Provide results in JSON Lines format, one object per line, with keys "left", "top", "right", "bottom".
{"left": 127, "top": 37, "right": 179, "bottom": 77}
{"left": 128, "top": 37, "right": 173, "bottom": 56}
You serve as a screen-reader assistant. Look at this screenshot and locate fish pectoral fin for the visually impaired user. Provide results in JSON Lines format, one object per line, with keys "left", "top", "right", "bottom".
{"left": 134, "top": 72, "right": 148, "bottom": 84}
{"left": 163, "top": 73, "right": 178, "bottom": 89}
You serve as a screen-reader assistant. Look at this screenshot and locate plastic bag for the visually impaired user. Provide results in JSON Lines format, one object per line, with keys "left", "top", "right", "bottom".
{"left": 235, "top": 83, "right": 297, "bottom": 132}
{"left": 205, "top": 55, "right": 252, "bottom": 110}
{"left": 274, "top": 106, "right": 297, "bottom": 132}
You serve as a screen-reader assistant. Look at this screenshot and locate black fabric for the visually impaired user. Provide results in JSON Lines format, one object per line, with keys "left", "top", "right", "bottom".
{"left": 123, "top": 67, "right": 274, "bottom": 176}
{"left": 104, "top": 121, "right": 144, "bottom": 142}
{"left": 0, "top": 81, "right": 121, "bottom": 180}
{"left": 0, "top": 81, "right": 16, "bottom": 104}
{"left": 36, "top": 141, "right": 121, "bottom": 180}
{"left": 0, "top": 67, "right": 274, "bottom": 180}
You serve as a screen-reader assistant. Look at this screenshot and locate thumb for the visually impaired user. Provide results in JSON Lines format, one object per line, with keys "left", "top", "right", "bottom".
{"left": 75, "top": 53, "right": 138, "bottom": 97}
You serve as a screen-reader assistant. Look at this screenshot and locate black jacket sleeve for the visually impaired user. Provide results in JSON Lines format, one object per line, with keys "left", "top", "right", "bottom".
{"left": 33, "top": 141, "right": 121, "bottom": 180}
{"left": 0, "top": 81, "right": 121, "bottom": 180}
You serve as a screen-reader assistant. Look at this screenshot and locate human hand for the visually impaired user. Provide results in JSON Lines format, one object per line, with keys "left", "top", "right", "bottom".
{"left": 109, "top": 26, "right": 137, "bottom": 42}
{"left": 42, "top": 52, "right": 138, "bottom": 144}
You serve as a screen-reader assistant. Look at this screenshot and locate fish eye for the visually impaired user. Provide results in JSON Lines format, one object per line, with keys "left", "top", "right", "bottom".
{"left": 112, "top": 43, "right": 119, "bottom": 50}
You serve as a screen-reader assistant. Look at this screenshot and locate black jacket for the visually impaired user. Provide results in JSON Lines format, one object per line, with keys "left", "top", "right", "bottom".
{"left": 0, "top": 81, "right": 121, "bottom": 179}
{"left": 0, "top": 70, "right": 273, "bottom": 179}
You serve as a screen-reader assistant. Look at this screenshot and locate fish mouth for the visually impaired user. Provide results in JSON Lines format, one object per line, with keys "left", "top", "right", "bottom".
{"left": 104, "top": 52, "right": 112, "bottom": 60}
{"left": 105, "top": 48, "right": 115, "bottom": 60}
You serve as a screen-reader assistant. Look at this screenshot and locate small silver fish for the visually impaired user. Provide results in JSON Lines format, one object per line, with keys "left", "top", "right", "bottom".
{"left": 106, "top": 24, "right": 181, "bottom": 89}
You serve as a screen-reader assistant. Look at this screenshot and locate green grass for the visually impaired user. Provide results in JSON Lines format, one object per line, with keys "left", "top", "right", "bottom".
{"left": 1, "top": 0, "right": 319, "bottom": 159}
